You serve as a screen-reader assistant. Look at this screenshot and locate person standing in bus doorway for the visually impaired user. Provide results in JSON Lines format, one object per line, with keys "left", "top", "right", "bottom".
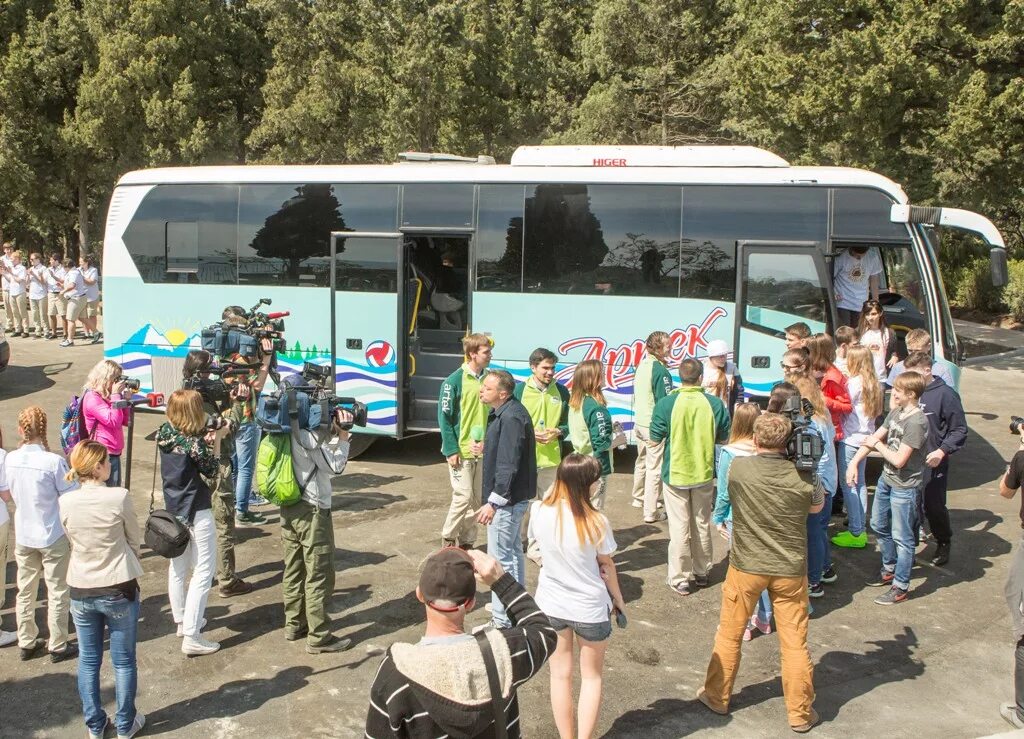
{"left": 650, "top": 359, "right": 730, "bottom": 596}
{"left": 438, "top": 333, "right": 493, "bottom": 549}
{"left": 514, "top": 347, "right": 569, "bottom": 565}
{"left": 475, "top": 370, "right": 536, "bottom": 629}
{"left": 833, "top": 245, "right": 882, "bottom": 328}
{"left": 631, "top": 331, "right": 673, "bottom": 523}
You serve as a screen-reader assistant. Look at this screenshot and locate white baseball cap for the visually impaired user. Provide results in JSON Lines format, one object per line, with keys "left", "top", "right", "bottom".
{"left": 706, "top": 339, "right": 730, "bottom": 358}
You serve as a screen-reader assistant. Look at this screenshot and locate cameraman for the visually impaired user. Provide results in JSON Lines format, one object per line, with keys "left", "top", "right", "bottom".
{"left": 221, "top": 307, "right": 275, "bottom": 525}
{"left": 279, "top": 377, "right": 354, "bottom": 654}
{"left": 998, "top": 437, "right": 1024, "bottom": 729}
{"left": 182, "top": 350, "right": 253, "bottom": 598}
{"left": 697, "top": 413, "right": 824, "bottom": 733}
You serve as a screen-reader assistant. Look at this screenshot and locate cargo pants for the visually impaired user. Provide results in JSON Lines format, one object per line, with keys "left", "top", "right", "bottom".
{"left": 280, "top": 499, "right": 336, "bottom": 646}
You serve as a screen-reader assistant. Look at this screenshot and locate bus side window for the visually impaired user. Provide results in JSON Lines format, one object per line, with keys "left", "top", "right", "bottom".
{"left": 744, "top": 251, "right": 830, "bottom": 334}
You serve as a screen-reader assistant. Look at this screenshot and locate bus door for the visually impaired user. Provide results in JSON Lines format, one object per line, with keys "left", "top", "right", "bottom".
{"left": 734, "top": 241, "right": 835, "bottom": 401}
{"left": 328, "top": 230, "right": 405, "bottom": 441}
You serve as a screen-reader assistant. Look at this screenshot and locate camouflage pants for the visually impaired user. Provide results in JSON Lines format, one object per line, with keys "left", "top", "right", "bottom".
{"left": 211, "top": 457, "right": 239, "bottom": 587}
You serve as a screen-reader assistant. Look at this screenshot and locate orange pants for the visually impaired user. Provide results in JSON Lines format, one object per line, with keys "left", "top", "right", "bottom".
{"left": 702, "top": 565, "right": 815, "bottom": 727}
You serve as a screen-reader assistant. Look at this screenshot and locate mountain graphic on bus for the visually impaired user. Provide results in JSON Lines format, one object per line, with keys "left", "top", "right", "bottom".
{"left": 107, "top": 324, "right": 399, "bottom": 433}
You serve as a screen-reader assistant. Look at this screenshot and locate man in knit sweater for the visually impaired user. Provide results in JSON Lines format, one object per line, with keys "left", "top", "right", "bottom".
{"left": 365, "top": 548, "right": 556, "bottom": 738}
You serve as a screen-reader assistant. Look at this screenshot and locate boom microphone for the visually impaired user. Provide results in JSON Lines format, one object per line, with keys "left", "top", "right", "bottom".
{"left": 266, "top": 311, "right": 290, "bottom": 319}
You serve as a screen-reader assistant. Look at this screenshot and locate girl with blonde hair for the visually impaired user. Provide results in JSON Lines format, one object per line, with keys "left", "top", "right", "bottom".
{"left": 157, "top": 389, "right": 220, "bottom": 656}
{"left": 833, "top": 345, "right": 884, "bottom": 548}
{"left": 788, "top": 374, "right": 839, "bottom": 598}
{"left": 6, "top": 406, "right": 78, "bottom": 661}
{"left": 82, "top": 359, "right": 134, "bottom": 486}
{"left": 530, "top": 453, "right": 626, "bottom": 739}
{"left": 59, "top": 440, "right": 145, "bottom": 739}
{"left": 568, "top": 360, "right": 614, "bottom": 510}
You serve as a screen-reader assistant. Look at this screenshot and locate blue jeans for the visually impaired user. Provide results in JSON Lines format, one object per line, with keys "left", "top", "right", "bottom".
{"left": 807, "top": 492, "right": 833, "bottom": 585}
{"left": 839, "top": 443, "right": 868, "bottom": 536}
{"left": 107, "top": 455, "right": 122, "bottom": 488}
{"left": 870, "top": 478, "right": 919, "bottom": 590}
{"left": 489, "top": 500, "right": 530, "bottom": 628}
{"left": 232, "top": 422, "right": 260, "bottom": 514}
{"left": 755, "top": 590, "right": 773, "bottom": 623}
{"left": 71, "top": 593, "right": 140, "bottom": 737}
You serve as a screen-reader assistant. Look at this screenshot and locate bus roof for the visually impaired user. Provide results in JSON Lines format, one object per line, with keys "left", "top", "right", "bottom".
{"left": 116, "top": 146, "right": 908, "bottom": 203}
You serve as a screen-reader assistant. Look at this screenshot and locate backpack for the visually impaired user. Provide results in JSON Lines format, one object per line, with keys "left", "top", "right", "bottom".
{"left": 256, "top": 433, "right": 303, "bottom": 507}
{"left": 60, "top": 391, "right": 95, "bottom": 455}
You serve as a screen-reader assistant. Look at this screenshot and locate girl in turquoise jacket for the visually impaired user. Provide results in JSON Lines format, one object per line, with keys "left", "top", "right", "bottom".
{"left": 568, "top": 360, "right": 614, "bottom": 510}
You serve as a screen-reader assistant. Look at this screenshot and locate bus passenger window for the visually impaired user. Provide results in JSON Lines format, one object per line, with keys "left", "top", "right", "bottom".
{"left": 744, "top": 252, "right": 830, "bottom": 334}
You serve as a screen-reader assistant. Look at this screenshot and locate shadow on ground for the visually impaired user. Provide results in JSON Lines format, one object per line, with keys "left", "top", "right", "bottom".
{"left": 0, "top": 361, "right": 72, "bottom": 399}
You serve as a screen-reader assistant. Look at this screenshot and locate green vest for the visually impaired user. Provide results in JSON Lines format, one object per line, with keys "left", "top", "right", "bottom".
{"left": 667, "top": 387, "right": 718, "bottom": 486}
{"left": 457, "top": 366, "right": 488, "bottom": 458}
{"left": 518, "top": 379, "right": 564, "bottom": 469}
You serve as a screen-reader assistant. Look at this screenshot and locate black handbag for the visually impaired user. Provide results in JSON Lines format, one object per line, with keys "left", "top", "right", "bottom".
{"left": 144, "top": 443, "right": 190, "bottom": 558}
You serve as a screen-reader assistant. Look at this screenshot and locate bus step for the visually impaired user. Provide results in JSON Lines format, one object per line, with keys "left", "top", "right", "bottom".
{"left": 417, "top": 328, "right": 464, "bottom": 352}
{"left": 413, "top": 352, "right": 462, "bottom": 378}
{"left": 406, "top": 423, "right": 440, "bottom": 433}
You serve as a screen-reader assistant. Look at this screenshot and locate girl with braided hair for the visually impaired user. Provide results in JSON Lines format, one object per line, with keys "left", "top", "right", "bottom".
{"left": 4, "top": 405, "right": 79, "bottom": 661}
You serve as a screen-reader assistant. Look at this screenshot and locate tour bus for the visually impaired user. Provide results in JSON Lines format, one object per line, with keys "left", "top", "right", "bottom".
{"left": 101, "top": 145, "right": 1007, "bottom": 455}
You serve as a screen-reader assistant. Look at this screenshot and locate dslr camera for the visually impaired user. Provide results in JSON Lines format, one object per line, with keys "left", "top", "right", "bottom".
{"left": 258, "top": 361, "right": 368, "bottom": 432}
{"left": 122, "top": 377, "right": 141, "bottom": 393}
{"left": 778, "top": 395, "right": 825, "bottom": 472}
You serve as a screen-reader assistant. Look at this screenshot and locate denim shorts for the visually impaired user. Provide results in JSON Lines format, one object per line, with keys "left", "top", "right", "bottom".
{"left": 547, "top": 615, "right": 612, "bottom": 642}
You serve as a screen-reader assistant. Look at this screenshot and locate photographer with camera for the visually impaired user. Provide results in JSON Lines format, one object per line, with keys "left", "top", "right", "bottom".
{"left": 220, "top": 306, "right": 276, "bottom": 525}
{"left": 275, "top": 375, "right": 355, "bottom": 654}
{"left": 81, "top": 360, "right": 136, "bottom": 487}
{"left": 181, "top": 350, "right": 253, "bottom": 598}
{"left": 998, "top": 430, "right": 1024, "bottom": 729}
{"left": 697, "top": 412, "right": 824, "bottom": 733}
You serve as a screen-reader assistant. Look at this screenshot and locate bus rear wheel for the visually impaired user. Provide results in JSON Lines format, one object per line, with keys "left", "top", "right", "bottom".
{"left": 346, "top": 434, "right": 377, "bottom": 459}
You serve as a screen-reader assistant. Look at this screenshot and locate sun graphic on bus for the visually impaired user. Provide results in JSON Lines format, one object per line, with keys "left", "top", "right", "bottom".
{"left": 365, "top": 340, "right": 395, "bottom": 368}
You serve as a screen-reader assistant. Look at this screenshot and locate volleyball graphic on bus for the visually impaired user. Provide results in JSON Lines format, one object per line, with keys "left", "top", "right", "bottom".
{"left": 365, "top": 340, "right": 395, "bottom": 368}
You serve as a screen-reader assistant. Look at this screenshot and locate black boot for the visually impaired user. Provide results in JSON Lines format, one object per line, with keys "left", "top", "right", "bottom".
{"left": 931, "top": 542, "right": 950, "bottom": 566}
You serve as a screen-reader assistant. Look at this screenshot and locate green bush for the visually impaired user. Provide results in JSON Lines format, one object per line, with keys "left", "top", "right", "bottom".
{"left": 1002, "top": 260, "right": 1024, "bottom": 321}
{"left": 951, "top": 257, "right": 1004, "bottom": 313}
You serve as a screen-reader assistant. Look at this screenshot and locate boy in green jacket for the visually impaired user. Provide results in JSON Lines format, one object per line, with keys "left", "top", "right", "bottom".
{"left": 631, "top": 331, "right": 673, "bottom": 522}
{"left": 650, "top": 358, "right": 730, "bottom": 596}
{"left": 514, "top": 348, "right": 570, "bottom": 564}
{"left": 438, "top": 333, "right": 493, "bottom": 548}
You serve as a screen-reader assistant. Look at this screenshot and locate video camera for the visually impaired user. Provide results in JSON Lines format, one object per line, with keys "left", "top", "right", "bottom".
{"left": 778, "top": 396, "right": 825, "bottom": 472}
{"left": 201, "top": 298, "right": 290, "bottom": 360}
{"left": 182, "top": 362, "right": 253, "bottom": 406}
{"left": 258, "top": 361, "right": 368, "bottom": 432}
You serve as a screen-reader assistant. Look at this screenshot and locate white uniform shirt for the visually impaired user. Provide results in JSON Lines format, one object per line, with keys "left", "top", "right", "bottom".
{"left": 46, "top": 264, "right": 66, "bottom": 293}
{"left": 0, "top": 449, "right": 10, "bottom": 528}
{"left": 833, "top": 248, "right": 883, "bottom": 311}
{"left": 3, "top": 444, "right": 78, "bottom": 548}
{"left": 28, "top": 264, "right": 47, "bottom": 300}
{"left": 0, "top": 254, "right": 11, "bottom": 291}
{"left": 7, "top": 263, "right": 26, "bottom": 297}
{"left": 83, "top": 266, "right": 100, "bottom": 302}
{"left": 64, "top": 267, "right": 87, "bottom": 297}
{"left": 530, "top": 500, "right": 617, "bottom": 624}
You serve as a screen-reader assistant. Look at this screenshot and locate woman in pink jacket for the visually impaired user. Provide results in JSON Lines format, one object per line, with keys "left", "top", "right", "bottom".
{"left": 82, "top": 360, "right": 134, "bottom": 487}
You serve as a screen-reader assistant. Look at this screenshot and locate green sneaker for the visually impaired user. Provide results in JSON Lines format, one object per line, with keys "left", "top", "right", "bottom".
{"left": 830, "top": 531, "right": 867, "bottom": 548}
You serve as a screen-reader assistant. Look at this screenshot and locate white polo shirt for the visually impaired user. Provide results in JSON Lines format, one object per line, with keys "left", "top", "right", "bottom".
{"left": 28, "top": 264, "right": 47, "bottom": 300}
{"left": 83, "top": 266, "right": 100, "bottom": 302}
{"left": 0, "top": 254, "right": 11, "bottom": 291}
{"left": 3, "top": 444, "right": 78, "bottom": 548}
{"left": 46, "top": 264, "right": 66, "bottom": 293}
{"left": 0, "top": 449, "right": 10, "bottom": 528}
{"left": 7, "top": 263, "right": 26, "bottom": 297}
{"left": 64, "top": 267, "right": 87, "bottom": 297}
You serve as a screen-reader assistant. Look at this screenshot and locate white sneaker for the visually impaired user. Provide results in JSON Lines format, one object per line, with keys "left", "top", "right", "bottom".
{"left": 0, "top": 630, "right": 17, "bottom": 647}
{"left": 630, "top": 499, "right": 644, "bottom": 508}
{"left": 175, "top": 618, "right": 207, "bottom": 637}
{"left": 644, "top": 511, "right": 668, "bottom": 523}
{"left": 117, "top": 712, "right": 145, "bottom": 739}
{"left": 181, "top": 636, "right": 220, "bottom": 656}
{"left": 87, "top": 717, "right": 110, "bottom": 739}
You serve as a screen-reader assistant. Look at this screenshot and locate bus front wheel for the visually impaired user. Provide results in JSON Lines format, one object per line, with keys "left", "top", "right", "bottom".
{"left": 346, "top": 434, "right": 377, "bottom": 459}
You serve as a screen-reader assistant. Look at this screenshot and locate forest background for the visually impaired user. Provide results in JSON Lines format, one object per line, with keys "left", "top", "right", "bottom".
{"left": 0, "top": 0, "right": 1021, "bottom": 314}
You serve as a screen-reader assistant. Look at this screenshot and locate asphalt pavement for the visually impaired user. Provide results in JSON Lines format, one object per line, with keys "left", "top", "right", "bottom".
{"left": 1, "top": 330, "right": 1024, "bottom": 738}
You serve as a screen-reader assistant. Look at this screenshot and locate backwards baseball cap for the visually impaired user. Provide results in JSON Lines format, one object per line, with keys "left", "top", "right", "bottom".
{"left": 419, "top": 547, "right": 476, "bottom": 612}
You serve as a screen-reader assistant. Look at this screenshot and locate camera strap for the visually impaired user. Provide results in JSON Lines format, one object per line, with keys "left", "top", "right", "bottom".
{"left": 149, "top": 437, "right": 159, "bottom": 514}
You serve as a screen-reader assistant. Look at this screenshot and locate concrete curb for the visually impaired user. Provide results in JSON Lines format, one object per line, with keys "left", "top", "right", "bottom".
{"left": 963, "top": 347, "right": 1024, "bottom": 366}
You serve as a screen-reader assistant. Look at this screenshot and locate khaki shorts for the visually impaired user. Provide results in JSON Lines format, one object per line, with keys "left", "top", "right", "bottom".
{"left": 86, "top": 299, "right": 100, "bottom": 318}
{"left": 66, "top": 295, "right": 86, "bottom": 321}
{"left": 47, "top": 293, "right": 66, "bottom": 317}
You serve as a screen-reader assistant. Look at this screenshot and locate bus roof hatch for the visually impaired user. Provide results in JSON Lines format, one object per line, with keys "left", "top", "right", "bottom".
{"left": 509, "top": 145, "right": 790, "bottom": 168}
{"left": 397, "top": 151, "right": 496, "bottom": 165}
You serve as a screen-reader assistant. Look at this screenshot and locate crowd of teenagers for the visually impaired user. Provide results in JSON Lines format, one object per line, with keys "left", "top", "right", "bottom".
{"left": 0, "top": 243, "right": 103, "bottom": 346}
{"left": 0, "top": 305, "right": 980, "bottom": 739}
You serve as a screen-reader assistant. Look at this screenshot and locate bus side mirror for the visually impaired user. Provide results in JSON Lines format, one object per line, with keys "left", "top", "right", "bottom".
{"left": 991, "top": 247, "right": 1009, "bottom": 287}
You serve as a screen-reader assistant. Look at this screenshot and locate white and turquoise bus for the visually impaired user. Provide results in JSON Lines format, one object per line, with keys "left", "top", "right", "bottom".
{"left": 101, "top": 145, "right": 1006, "bottom": 454}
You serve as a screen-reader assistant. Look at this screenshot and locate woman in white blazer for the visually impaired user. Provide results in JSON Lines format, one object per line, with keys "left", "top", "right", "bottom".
{"left": 59, "top": 440, "right": 145, "bottom": 739}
